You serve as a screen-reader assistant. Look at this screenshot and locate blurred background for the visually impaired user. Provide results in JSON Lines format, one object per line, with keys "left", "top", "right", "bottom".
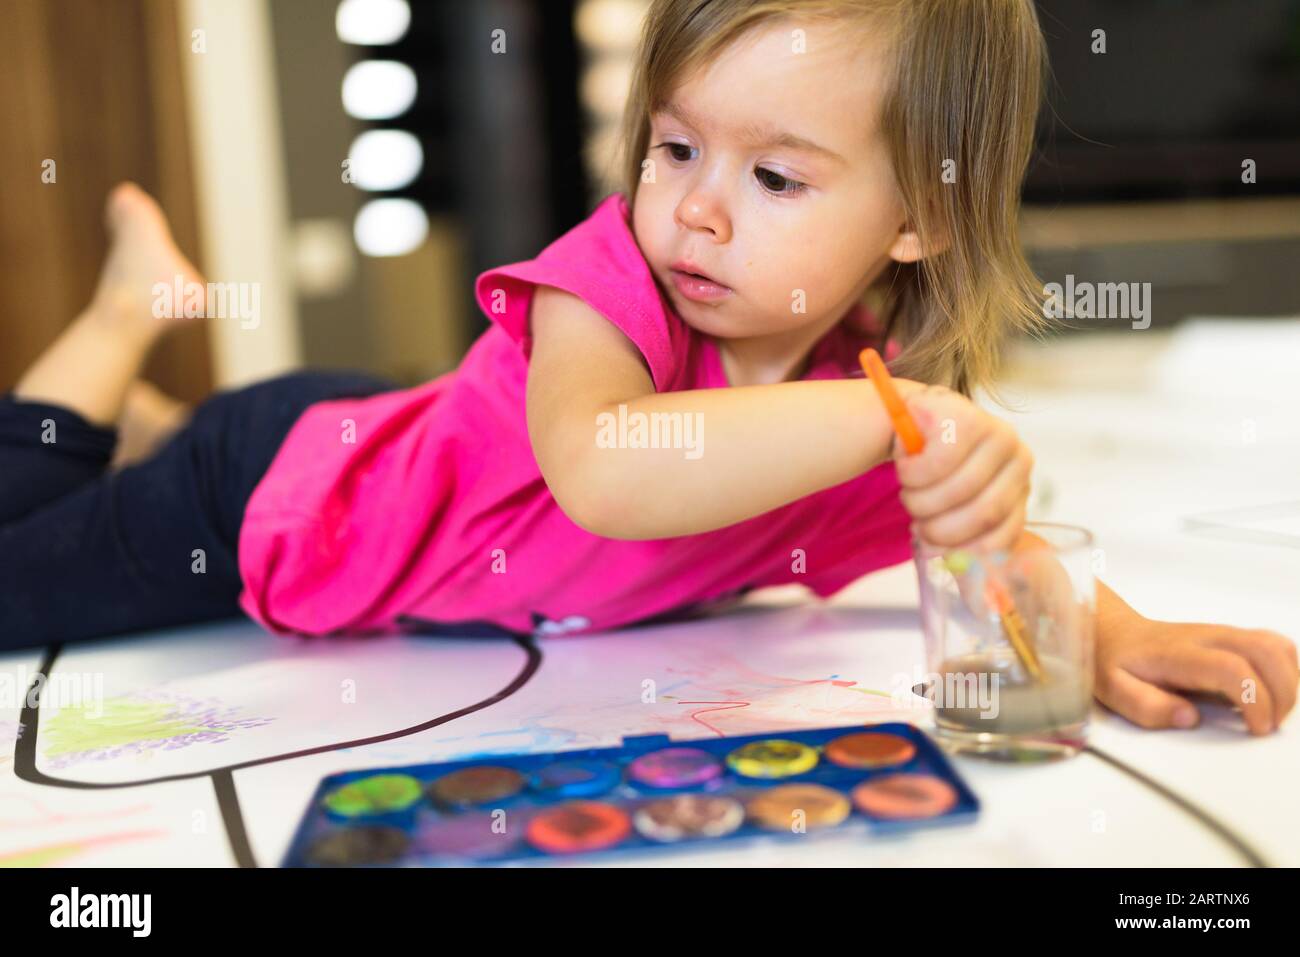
{"left": 1, "top": 0, "right": 1298, "bottom": 400}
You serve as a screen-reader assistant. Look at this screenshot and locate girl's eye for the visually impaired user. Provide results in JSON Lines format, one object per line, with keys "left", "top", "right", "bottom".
{"left": 656, "top": 142, "right": 696, "bottom": 163}
{"left": 755, "top": 166, "right": 807, "bottom": 196}
{"left": 653, "top": 143, "right": 806, "bottom": 196}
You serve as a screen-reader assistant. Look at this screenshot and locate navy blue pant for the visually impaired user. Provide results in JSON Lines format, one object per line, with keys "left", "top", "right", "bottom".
{"left": 0, "top": 371, "right": 395, "bottom": 652}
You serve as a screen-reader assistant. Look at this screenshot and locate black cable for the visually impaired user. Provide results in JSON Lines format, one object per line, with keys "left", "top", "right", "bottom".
{"left": 1083, "top": 743, "right": 1269, "bottom": 868}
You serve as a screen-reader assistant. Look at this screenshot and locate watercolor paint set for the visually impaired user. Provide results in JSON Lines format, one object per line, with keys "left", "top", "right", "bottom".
{"left": 283, "top": 722, "right": 979, "bottom": 866}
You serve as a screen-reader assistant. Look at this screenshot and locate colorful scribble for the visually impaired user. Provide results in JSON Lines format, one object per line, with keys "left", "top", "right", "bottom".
{"left": 0, "top": 793, "right": 151, "bottom": 830}
{"left": 0, "top": 830, "right": 166, "bottom": 867}
{"left": 677, "top": 700, "right": 751, "bottom": 736}
{"left": 41, "top": 691, "right": 274, "bottom": 769}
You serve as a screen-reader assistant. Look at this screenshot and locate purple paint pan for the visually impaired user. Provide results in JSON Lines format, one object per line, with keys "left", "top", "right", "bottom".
{"left": 626, "top": 747, "right": 723, "bottom": 789}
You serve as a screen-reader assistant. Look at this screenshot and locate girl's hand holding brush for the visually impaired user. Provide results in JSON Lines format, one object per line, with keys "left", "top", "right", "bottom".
{"left": 885, "top": 379, "right": 1035, "bottom": 555}
{"left": 861, "top": 348, "right": 1042, "bottom": 681}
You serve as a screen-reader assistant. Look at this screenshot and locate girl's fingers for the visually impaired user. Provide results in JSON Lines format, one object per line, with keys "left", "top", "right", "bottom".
{"left": 899, "top": 426, "right": 1020, "bottom": 519}
{"left": 1128, "top": 645, "right": 1275, "bottom": 735}
{"left": 893, "top": 397, "right": 988, "bottom": 487}
{"left": 921, "top": 496, "right": 1026, "bottom": 557}
{"left": 912, "top": 452, "right": 1031, "bottom": 548}
{"left": 1095, "top": 666, "right": 1201, "bottom": 730}
{"left": 893, "top": 437, "right": 979, "bottom": 489}
{"left": 966, "top": 496, "right": 1027, "bottom": 555}
{"left": 1197, "top": 629, "right": 1299, "bottom": 729}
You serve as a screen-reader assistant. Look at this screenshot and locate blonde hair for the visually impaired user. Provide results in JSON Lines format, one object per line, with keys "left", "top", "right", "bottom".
{"left": 616, "top": 0, "right": 1050, "bottom": 396}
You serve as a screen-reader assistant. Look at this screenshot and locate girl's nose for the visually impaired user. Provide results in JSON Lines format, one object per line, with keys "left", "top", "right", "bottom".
{"left": 674, "top": 190, "right": 732, "bottom": 244}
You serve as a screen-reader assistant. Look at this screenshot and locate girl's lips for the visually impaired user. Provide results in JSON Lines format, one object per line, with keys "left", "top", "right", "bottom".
{"left": 670, "top": 268, "right": 732, "bottom": 302}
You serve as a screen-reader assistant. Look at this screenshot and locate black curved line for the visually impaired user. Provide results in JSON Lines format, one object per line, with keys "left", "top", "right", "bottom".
{"left": 212, "top": 769, "right": 256, "bottom": 868}
{"left": 14, "top": 635, "right": 542, "bottom": 788}
{"left": 15, "top": 635, "right": 543, "bottom": 868}
{"left": 1083, "top": 744, "right": 1269, "bottom": 868}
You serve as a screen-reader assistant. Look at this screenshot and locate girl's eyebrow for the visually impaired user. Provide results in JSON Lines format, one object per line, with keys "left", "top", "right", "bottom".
{"left": 655, "top": 99, "right": 848, "bottom": 166}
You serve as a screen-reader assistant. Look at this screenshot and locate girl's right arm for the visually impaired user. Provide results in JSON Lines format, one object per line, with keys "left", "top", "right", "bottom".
{"left": 525, "top": 285, "right": 906, "bottom": 540}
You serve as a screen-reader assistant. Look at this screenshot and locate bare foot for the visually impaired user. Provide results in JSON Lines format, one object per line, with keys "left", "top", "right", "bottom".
{"left": 90, "top": 182, "right": 206, "bottom": 344}
{"left": 12, "top": 184, "right": 205, "bottom": 426}
{"left": 112, "top": 381, "right": 193, "bottom": 467}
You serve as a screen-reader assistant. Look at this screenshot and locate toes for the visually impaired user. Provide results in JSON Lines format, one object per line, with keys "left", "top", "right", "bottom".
{"left": 105, "top": 181, "right": 142, "bottom": 227}
{"left": 106, "top": 181, "right": 166, "bottom": 236}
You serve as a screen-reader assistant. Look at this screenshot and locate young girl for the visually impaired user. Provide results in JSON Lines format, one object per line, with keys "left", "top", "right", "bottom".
{"left": 2, "top": 0, "right": 1294, "bottom": 736}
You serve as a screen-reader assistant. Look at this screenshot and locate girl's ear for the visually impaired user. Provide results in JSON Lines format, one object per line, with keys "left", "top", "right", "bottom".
{"left": 888, "top": 218, "right": 950, "bottom": 264}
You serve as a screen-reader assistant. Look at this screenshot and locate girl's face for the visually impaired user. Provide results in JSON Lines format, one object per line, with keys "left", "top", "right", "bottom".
{"left": 633, "top": 19, "right": 913, "bottom": 341}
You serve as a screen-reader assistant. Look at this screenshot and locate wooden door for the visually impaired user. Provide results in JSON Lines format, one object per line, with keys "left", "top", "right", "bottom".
{"left": 0, "top": 0, "right": 211, "bottom": 400}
